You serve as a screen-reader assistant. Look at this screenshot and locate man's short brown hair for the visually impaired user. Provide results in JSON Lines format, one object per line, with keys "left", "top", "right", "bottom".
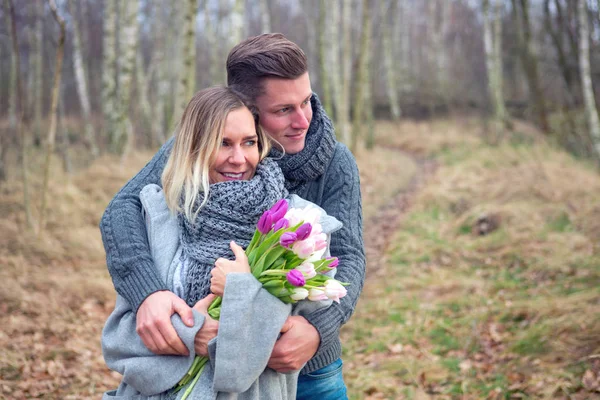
{"left": 226, "top": 33, "right": 308, "bottom": 102}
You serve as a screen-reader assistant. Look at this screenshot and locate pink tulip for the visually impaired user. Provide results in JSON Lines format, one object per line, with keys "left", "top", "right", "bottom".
{"left": 324, "top": 280, "right": 347, "bottom": 303}
{"left": 295, "top": 261, "right": 317, "bottom": 279}
{"left": 280, "top": 232, "right": 298, "bottom": 247}
{"left": 295, "top": 223, "right": 312, "bottom": 240}
{"left": 290, "top": 288, "right": 309, "bottom": 301}
{"left": 269, "top": 199, "right": 289, "bottom": 223}
{"left": 308, "top": 288, "right": 328, "bottom": 301}
{"left": 327, "top": 257, "right": 339, "bottom": 268}
{"left": 291, "top": 238, "right": 316, "bottom": 259}
{"left": 273, "top": 218, "right": 289, "bottom": 232}
{"left": 286, "top": 269, "right": 306, "bottom": 287}
{"left": 257, "top": 211, "right": 273, "bottom": 234}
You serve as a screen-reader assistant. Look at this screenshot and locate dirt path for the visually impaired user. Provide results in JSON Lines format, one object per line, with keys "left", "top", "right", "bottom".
{"left": 361, "top": 153, "right": 438, "bottom": 278}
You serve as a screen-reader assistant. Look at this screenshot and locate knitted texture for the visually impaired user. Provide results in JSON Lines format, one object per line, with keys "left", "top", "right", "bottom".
{"left": 269, "top": 93, "right": 337, "bottom": 194}
{"left": 180, "top": 158, "right": 287, "bottom": 307}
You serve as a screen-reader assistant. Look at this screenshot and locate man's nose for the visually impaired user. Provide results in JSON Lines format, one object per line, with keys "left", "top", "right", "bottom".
{"left": 291, "top": 109, "right": 310, "bottom": 130}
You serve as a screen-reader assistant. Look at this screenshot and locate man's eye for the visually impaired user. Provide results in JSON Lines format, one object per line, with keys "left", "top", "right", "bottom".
{"left": 303, "top": 98, "right": 311, "bottom": 105}
{"left": 277, "top": 107, "right": 290, "bottom": 114}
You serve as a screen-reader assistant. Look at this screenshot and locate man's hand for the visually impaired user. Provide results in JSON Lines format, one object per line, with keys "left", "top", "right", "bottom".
{"left": 193, "top": 294, "right": 219, "bottom": 357}
{"left": 268, "top": 316, "right": 320, "bottom": 373}
{"left": 210, "top": 241, "right": 250, "bottom": 296}
{"left": 136, "top": 290, "right": 194, "bottom": 356}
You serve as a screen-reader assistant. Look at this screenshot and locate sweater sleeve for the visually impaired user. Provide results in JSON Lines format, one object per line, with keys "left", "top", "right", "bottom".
{"left": 211, "top": 273, "right": 292, "bottom": 393}
{"left": 99, "top": 137, "right": 174, "bottom": 311}
{"left": 101, "top": 296, "right": 205, "bottom": 396}
{"left": 302, "top": 144, "right": 366, "bottom": 358}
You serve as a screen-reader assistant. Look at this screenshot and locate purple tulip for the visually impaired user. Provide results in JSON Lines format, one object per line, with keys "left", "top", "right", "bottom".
{"left": 257, "top": 211, "right": 273, "bottom": 234}
{"left": 273, "top": 218, "right": 290, "bottom": 232}
{"left": 269, "top": 199, "right": 289, "bottom": 224}
{"left": 280, "top": 232, "right": 298, "bottom": 247}
{"left": 327, "top": 257, "right": 339, "bottom": 268}
{"left": 286, "top": 269, "right": 306, "bottom": 287}
{"left": 295, "top": 223, "right": 312, "bottom": 241}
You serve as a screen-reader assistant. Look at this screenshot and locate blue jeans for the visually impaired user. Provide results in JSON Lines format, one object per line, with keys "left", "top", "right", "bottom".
{"left": 296, "top": 358, "right": 348, "bottom": 400}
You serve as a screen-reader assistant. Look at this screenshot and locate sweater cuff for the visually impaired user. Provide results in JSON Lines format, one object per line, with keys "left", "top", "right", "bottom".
{"left": 117, "top": 260, "right": 169, "bottom": 312}
{"left": 303, "top": 304, "right": 344, "bottom": 355}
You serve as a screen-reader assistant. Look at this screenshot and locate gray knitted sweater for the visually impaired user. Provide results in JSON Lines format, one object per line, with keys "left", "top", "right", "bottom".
{"left": 100, "top": 95, "right": 365, "bottom": 374}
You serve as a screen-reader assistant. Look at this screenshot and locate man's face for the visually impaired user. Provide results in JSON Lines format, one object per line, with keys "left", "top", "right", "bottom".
{"left": 254, "top": 72, "right": 313, "bottom": 155}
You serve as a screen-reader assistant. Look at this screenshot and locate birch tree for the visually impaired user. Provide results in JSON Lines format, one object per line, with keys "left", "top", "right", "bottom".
{"left": 39, "top": 0, "right": 66, "bottom": 233}
{"left": 352, "top": 0, "right": 373, "bottom": 151}
{"left": 110, "top": 0, "right": 139, "bottom": 155}
{"left": 102, "top": 0, "right": 118, "bottom": 146}
{"left": 174, "top": 0, "right": 197, "bottom": 118}
{"left": 511, "top": 0, "right": 549, "bottom": 132}
{"left": 204, "top": 0, "right": 220, "bottom": 84}
{"left": 483, "top": 0, "right": 507, "bottom": 126}
{"left": 338, "top": 0, "right": 353, "bottom": 145}
{"left": 318, "top": 0, "right": 333, "bottom": 117}
{"left": 68, "top": 0, "right": 98, "bottom": 157}
{"left": 6, "top": 0, "right": 33, "bottom": 227}
{"left": 578, "top": 0, "right": 600, "bottom": 159}
{"left": 230, "top": 0, "right": 245, "bottom": 48}
{"left": 381, "top": 0, "right": 401, "bottom": 120}
{"left": 32, "top": 1, "right": 44, "bottom": 146}
{"left": 259, "top": 0, "right": 271, "bottom": 33}
{"left": 328, "top": 0, "right": 342, "bottom": 123}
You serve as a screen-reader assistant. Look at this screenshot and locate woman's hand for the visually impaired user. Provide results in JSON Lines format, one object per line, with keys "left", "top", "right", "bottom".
{"left": 193, "top": 294, "right": 219, "bottom": 356}
{"left": 210, "top": 241, "right": 250, "bottom": 296}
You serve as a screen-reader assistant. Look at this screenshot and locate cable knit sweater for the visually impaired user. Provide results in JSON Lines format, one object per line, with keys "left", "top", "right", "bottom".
{"left": 99, "top": 95, "right": 365, "bottom": 374}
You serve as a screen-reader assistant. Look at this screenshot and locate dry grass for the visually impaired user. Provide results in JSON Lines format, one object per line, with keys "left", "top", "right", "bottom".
{"left": 342, "top": 117, "right": 600, "bottom": 399}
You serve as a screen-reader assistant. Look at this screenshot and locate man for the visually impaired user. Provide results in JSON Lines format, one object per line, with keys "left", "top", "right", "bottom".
{"left": 100, "top": 33, "right": 365, "bottom": 399}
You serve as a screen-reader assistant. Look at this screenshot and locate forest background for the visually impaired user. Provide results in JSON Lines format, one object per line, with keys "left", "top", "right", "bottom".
{"left": 1, "top": 0, "right": 600, "bottom": 399}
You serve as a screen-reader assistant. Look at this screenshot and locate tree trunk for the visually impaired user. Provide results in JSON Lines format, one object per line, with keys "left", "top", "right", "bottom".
{"left": 110, "top": 0, "right": 139, "bottom": 155}
{"left": 483, "top": 0, "right": 507, "bottom": 127}
{"left": 32, "top": 1, "right": 44, "bottom": 147}
{"left": 259, "top": 0, "right": 271, "bottom": 33}
{"left": 230, "top": 0, "right": 245, "bottom": 48}
{"left": 544, "top": 0, "right": 578, "bottom": 105}
{"left": 39, "top": 0, "right": 66, "bottom": 233}
{"left": 329, "top": 1, "right": 342, "bottom": 124}
{"left": 381, "top": 0, "right": 401, "bottom": 120}
{"left": 136, "top": 49, "right": 155, "bottom": 146}
{"left": 511, "top": 0, "right": 550, "bottom": 133}
{"left": 318, "top": 0, "right": 333, "bottom": 117}
{"left": 174, "top": 0, "right": 198, "bottom": 120}
{"left": 578, "top": 0, "right": 600, "bottom": 159}
{"left": 6, "top": 0, "right": 34, "bottom": 228}
{"left": 338, "top": 0, "right": 352, "bottom": 145}
{"left": 69, "top": 0, "right": 99, "bottom": 157}
{"left": 352, "top": 0, "right": 373, "bottom": 151}
{"left": 102, "top": 0, "right": 118, "bottom": 149}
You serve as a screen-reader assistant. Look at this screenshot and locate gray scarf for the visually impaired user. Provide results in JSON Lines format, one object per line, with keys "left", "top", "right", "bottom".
{"left": 270, "top": 93, "right": 337, "bottom": 194}
{"left": 179, "top": 158, "right": 287, "bottom": 307}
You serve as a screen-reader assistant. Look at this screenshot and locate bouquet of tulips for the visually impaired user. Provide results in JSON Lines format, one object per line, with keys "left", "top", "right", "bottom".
{"left": 175, "top": 198, "right": 347, "bottom": 399}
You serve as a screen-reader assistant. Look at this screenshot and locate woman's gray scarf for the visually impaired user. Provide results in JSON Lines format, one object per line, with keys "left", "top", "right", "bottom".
{"left": 179, "top": 158, "right": 287, "bottom": 307}
{"left": 269, "top": 93, "right": 337, "bottom": 195}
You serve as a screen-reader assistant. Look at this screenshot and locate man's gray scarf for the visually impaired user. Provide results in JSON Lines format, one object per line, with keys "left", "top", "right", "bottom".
{"left": 179, "top": 158, "right": 287, "bottom": 307}
{"left": 269, "top": 93, "right": 337, "bottom": 194}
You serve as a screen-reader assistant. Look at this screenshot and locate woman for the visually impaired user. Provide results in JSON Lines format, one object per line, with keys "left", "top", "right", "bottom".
{"left": 101, "top": 87, "right": 340, "bottom": 400}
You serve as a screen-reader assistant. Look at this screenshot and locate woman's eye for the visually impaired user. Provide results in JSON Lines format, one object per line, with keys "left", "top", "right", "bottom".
{"left": 245, "top": 140, "right": 257, "bottom": 146}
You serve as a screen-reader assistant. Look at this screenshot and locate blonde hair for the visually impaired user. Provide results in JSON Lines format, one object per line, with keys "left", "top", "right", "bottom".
{"left": 162, "top": 86, "right": 271, "bottom": 222}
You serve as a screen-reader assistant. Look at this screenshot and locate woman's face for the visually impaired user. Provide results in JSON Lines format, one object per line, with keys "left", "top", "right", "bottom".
{"left": 209, "top": 107, "right": 260, "bottom": 184}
